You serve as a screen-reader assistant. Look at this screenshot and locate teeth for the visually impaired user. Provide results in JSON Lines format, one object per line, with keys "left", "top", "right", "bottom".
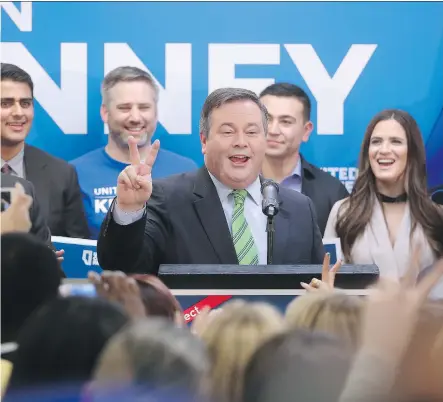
{"left": 127, "top": 127, "right": 143, "bottom": 132}
{"left": 378, "top": 159, "right": 394, "bottom": 164}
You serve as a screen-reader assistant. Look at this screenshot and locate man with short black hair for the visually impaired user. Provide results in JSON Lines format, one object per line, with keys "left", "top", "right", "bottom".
{"left": 260, "top": 83, "right": 349, "bottom": 235}
{"left": 0, "top": 63, "right": 90, "bottom": 238}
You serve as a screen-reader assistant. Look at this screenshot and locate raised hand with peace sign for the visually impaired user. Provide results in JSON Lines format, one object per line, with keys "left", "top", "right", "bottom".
{"left": 116, "top": 136, "right": 160, "bottom": 212}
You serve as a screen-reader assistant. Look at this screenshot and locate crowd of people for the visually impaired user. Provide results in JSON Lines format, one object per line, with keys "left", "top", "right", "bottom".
{"left": 1, "top": 60, "right": 443, "bottom": 401}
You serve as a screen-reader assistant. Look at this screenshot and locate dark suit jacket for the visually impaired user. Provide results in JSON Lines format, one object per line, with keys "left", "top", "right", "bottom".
{"left": 24, "top": 145, "right": 90, "bottom": 238}
{"left": 1, "top": 173, "right": 51, "bottom": 245}
{"left": 97, "top": 167, "right": 325, "bottom": 275}
{"left": 300, "top": 156, "right": 350, "bottom": 236}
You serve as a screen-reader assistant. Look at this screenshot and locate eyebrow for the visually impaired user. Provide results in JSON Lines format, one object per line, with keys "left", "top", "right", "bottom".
{"left": 1, "top": 97, "right": 33, "bottom": 102}
{"left": 371, "top": 135, "right": 405, "bottom": 141}
{"left": 269, "top": 113, "right": 296, "bottom": 121}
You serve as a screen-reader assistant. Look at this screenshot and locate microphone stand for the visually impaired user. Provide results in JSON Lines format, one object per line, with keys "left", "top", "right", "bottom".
{"left": 266, "top": 206, "right": 276, "bottom": 265}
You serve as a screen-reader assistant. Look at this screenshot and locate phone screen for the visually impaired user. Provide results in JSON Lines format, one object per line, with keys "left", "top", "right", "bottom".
{"left": 1, "top": 188, "right": 13, "bottom": 212}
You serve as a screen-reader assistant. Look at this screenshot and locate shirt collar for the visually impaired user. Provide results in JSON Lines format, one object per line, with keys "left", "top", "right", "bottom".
{"left": 1, "top": 147, "right": 24, "bottom": 176}
{"left": 292, "top": 158, "right": 302, "bottom": 178}
{"left": 207, "top": 171, "right": 262, "bottom": 206}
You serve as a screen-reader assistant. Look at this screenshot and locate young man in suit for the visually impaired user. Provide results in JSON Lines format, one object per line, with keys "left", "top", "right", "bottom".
{"left": 71, "top": 66, "right": 198, "bottom": 239}
{"left": 0, "top": 63, "right": 90, "bottom": 238}
{"left": 97, "top": 88, "right": 325, "bottom": 275}
{"left": 259, "top": 83, "right": 349, "bottom": 235}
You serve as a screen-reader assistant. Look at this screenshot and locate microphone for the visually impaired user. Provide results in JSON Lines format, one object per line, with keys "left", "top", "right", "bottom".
{"left": 261, "top": 179, "right": 280, "bottom": 217}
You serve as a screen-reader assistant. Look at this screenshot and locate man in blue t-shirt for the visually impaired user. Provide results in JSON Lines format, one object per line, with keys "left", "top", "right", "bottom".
{"left": 71, "top": 66, "right": 197, "bottom": 239}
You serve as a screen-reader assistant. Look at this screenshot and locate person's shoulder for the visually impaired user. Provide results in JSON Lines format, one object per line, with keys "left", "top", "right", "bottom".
{"left": 157, "top": 148, "right": 198, "bottom": 170}
{"left": 154, "top": 168, "right": 198, "bottom": 189}
{"left": 303, "top": 158, "right": 348, "bottom": 190}
{"left": 70, "top": 147, "right": 105, "bottom": 166}
{"left": 26, "top": 145, "right": 73, "bottom": 173}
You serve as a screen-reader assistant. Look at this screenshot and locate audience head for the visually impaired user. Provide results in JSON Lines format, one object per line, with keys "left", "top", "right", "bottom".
{"left": 92, "top": 318, "right": 209, "bottom": 401}
{"left": 394, "top": 301, "right": 443, "bottom": 401}
{"left": 336, "top": 109, "right": 443, "bottom": 260}
{"left": 130, "top": 274, "right": 183, "bottom": 322}
{"left": 259, "top": 83, "right": 313, "bottom": 159}
{"left": 1, "top": 233, "right": 62, "bottom": 343}
{"left": 285, "top": 291, "right": 364, "bottom": 348}
{"left": 100, "top": 66, "right": 159, "bottom": 150}
{"left": 243, "top": 329, "right": 352, "bottom": 402}
{"left": 197, "top": 300, "right": 285, "bottom": 402}
{"left": 199, "top": 87, "right": 268, "bottom": 189}
{"left": 7, "top": 296, "right": 129, "bottom": 393}
{"left": 1, "top": 63, "right": 34, "bottom": 147}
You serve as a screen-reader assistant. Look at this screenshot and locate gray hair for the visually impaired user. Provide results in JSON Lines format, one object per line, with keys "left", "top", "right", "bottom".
{"left": 101, "top": 66, "right": 159, "bottom": 105}
{"left": 199, "top": 87, "right": 269, "bottom": 137}
{"left": 94, "top": 318, "right": 209, "bottom": 396}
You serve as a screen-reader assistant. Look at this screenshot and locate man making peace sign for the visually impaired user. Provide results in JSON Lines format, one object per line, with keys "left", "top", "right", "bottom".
{"left": 97, "top": 88, "right": 325, "bottom": 275}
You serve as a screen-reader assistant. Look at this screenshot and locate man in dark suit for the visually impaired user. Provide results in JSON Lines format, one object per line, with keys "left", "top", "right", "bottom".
{"left": 260, "top": 83, "right": 349, "bottom": 235}
{"left": 97, "top": 88, "right": 325, "bottom": 275}
{"left": 0, "top": 63, "right": 89, "bottom": 238}
{"left": 1, "top": 173, "right": 51, "bottom": 244}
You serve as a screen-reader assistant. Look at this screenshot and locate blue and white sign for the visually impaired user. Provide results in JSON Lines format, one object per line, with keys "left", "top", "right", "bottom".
{"left": 1, "top": 1, "right": 442, "bottom": 189}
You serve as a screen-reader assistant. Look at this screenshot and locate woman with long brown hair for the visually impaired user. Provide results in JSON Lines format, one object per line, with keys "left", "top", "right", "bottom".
{"left": 324, "top": 109, "right": 443, "bottom": 279}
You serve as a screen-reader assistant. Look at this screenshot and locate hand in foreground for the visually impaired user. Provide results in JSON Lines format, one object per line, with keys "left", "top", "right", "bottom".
{"left": 360, "top": 246, "right": 443, "bottom": 362}
{"left": 116, "top": 136, "right": 160, "bottom": 212}
{"left": 301, "top": 252, "right": 342, "bottom": 292}
{"left": 88, "top": 270, "right": 146, "bottom": 320}
{"left": 55, "top": 249, "right": 65, "bottom": 263}
{"left": 0, "top": 183, "right": 33, "bottom": 234}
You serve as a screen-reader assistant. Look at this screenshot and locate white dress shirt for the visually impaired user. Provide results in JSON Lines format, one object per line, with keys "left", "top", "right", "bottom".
{"left": 113, "top": 171, "right": 268, "bottom": 264}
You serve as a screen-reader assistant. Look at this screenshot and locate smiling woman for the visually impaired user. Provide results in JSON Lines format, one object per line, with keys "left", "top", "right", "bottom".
{"left": 324, "top": 109, "right": 443, "bottom": 280}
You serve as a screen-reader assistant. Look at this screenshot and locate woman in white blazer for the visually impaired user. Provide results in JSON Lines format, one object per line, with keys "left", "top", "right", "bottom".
{"left": 324, "top": 109, "right": 443, "bottom": 280}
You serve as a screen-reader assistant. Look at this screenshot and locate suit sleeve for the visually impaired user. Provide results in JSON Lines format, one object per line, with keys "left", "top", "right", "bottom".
{"left": 307, "top": 197, "right": 326, "bottom": 263}
{"left": 97, "top": 183, "right": 170, "bottom": 275}
{"left": 62, "top": 166, "right": 90, "bottom": 238}
{"left": 27, "top": 180, "right": 52, "bottom": 246}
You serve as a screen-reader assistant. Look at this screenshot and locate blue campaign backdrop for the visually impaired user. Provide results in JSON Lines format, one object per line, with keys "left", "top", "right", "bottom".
{"left": 1, "top": 1, "right": 442, "bottom": 189}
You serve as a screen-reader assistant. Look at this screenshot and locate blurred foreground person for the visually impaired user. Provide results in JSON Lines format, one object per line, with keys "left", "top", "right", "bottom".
{"left": 5, "top": 296, "right": 128, "bottom": 399}
{"left": 91, "top": 318, "right": 209, "bottom": 402}
{"left": 195, "top": 300, "right": 285, "bottom": 402}
{"left": 243, "top": 329, "right": 352, "bottom": 402}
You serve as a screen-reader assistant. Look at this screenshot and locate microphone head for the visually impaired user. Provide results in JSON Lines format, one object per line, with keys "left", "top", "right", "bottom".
{"left": 260, "top": 179, "right": 279, "bottom": 194}
{"left": 261, "top": 179, "right": 280, "bottom": 217}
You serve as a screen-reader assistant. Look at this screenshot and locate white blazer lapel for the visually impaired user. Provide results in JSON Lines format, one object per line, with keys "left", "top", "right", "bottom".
{"left": 364, "top": 200, "right": 401, "bottom": 279}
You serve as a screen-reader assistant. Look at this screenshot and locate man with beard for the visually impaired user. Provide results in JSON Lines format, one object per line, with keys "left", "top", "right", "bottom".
{"left": 71, "top": 66, "right": 198, "bottom": 239}
{"left": 0, "top": 63, "right": 89, "bottom": 238}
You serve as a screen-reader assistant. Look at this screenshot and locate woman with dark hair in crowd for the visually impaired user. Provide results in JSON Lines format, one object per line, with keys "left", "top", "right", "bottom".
{"left": 325, "top": 109, "right": 443, "bottom": 279}
{"left": 130, "top": 274, "right": 183, "bottom": 323}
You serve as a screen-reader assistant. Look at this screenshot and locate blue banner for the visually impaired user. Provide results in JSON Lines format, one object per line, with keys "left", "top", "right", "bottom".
{"left": 1, "top": 1, "right": 442, "bottom": 190}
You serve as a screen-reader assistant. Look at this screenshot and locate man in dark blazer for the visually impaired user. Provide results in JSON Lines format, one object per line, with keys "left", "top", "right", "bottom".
{"left": 1, "top": 63, "right": 89, "bottom": 238}
{"left": 260, "top": 83, "right": 349, "bottom": 235}
{"left": 97, "top": 88, "right": 325, "bottom": 275}
{"left": 1, "top": 173, "right": 51, "bottom": 244}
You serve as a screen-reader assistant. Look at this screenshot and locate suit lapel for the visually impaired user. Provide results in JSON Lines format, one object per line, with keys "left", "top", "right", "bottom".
{"left": 23, "top": 145, "right": 48, "bottom": 190}
{"left": 365, "top": 199, "right": 401, "bottom": 279}
{"left": 271, "top": 204, "right": 290, "bottom": 265}
{"left": 192, "top": 167, "right": 238, "bottom": 264}
{"left": 300, "top": 156, "right": 318, "bottom": 200}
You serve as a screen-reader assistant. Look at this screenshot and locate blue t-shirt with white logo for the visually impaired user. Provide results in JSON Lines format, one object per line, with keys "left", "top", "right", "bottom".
{"left": 70, "top": 147, "right": 198, "bottom": 239}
